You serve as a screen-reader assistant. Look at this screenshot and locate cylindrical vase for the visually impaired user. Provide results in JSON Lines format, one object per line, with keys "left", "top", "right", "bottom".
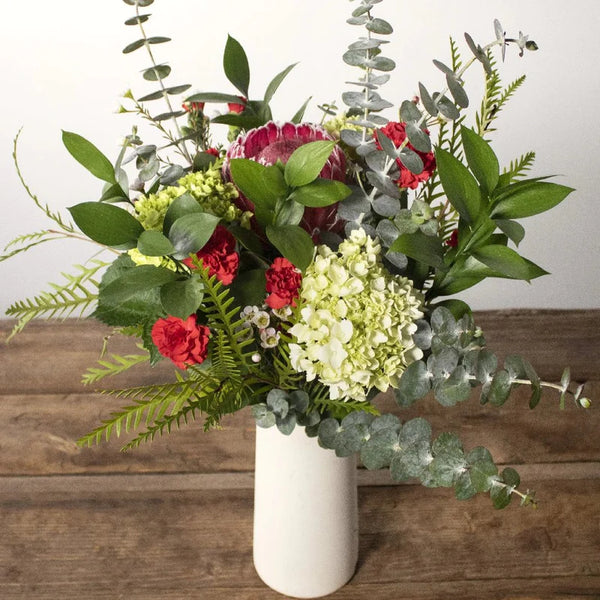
{"left": 253, "top": 424, "right": 358, "bottom": 598}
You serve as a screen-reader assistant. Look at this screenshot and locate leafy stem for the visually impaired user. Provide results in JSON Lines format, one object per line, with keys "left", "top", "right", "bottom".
{"left": 133, "top": 2, "right": 193, "bottom": 165}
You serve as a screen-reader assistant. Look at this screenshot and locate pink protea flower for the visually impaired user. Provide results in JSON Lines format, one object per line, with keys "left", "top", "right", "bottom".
{"left": 223, "top": 121, "right": 347, "bottom": 240}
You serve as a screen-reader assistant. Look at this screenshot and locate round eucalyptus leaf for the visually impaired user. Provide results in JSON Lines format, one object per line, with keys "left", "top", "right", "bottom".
{"left": 394, "top": 360, "right": 431, "bottom": 406}
{"left": 124, "top": 14, "right": 150, "bottom": 26}
{"left": 276, "top": 413, "right": 297, "bottom": 436}
{"left": 375, "top": 219, "right": 400, "bottom": 246}
{"left": 318, "top": 418, "right": 342, "bottom": 449}
{"left": 252, "top": 404, "right": 277, "bottom": 429}
{"left": 266, "top": 389, "right": 290, "bottom": 417}
{"left": 373, "top": 194, "right": 401, "bottom": 217}
{"left": 365, "top": 18, "right": 393, "bottom": 35}
{"left": 428, "top": 347, "right": 460, "bottom": 380}
{"left": 142, "top": 64, "right": 171, "bottom": 82}
{"left": 123, "top": 39, "right": 146, "bottom": 54}
{"left": 360, "top": 428, "right": 399, "bottom": 470}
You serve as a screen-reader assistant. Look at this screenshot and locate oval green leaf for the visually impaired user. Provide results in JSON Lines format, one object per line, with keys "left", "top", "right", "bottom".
{"left": 265, "top": 224, "right": 314, "bottom": 272}
{"left": 169, "top": 212, "right": 221, "bottom": 258}
{"left": 62, "top": 131, "right": 115, "bottom": 184}
{"left": 68, "top": 202, "right": 143, "bottom": 249}
{"left": 284, "top": 141, "right": 337, "bottom": 188}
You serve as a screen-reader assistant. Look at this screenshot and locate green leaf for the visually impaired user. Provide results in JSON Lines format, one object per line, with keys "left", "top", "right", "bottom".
{"left": 487, "top": 369, "right": 512, "bottom": 406}
{"left": 434, "top": 366, "right": 471, "bottom": 406}
{"left": 162, "top": 193, "right": 203, "bottom": 234}
{"left": 390, "top": 418, "right": 432, "bottom": 481}
{"left": 389, "top": 230, "right": 445, "bottom": 269}
{"left": 429, "top": 432, "right": 466, "bottom": 487}
{"left": 168, "top": 213, "right": 221, "bottom": 258}
{"left": 365, "top": 18, "right": 393, "bottom": 35}
{"left": 142, "top": 64, "right": 171, "bottom": 81}
{"left": 160, "top": 276, "right": 204, "bottom": 319}
{"left": 394, "top": 360, "right": 431, "bottom": 407}
{"left": 291, "top": 178, "right": 351, "bottom": 207}
{"left": 186, "top": 91, "right": 248, "bottom": 105}
{"left": 264, "top": 63, "right": 297, "bottom": 104}
{"left": 435, "top": 147, "right": 481, "bottom": 223}
{"left": 461, "top": 127, "right": 499, "bottom": 196}
{"left": 68, "top": 202, "right": 143, "bottom": 249}
{"left": 93, "top": 256, "right": 162, "bottom": 327}
{"left": 137, "top": 230, "right": 175, "bottom": 256}
{"left": 223, "top": 35, "right": 250, "bottom": 97}
{"left": 466, "top": 447, "right": 498, "bottom": 493}
{"left": 265, "top": 224, "right": 314, "bottom": 272}
{"left": 495, "top": 219, "right": 525, "bottom": 246}
{"left": 284, "top": 141, "right": 337, "bottom": 187}
{"left": 291, "top": 97, "right": 312, "bottom": 124}
{"left": 123, "top": 39, "right": 146, "bottom": 54}
{"left": 360, "top": 428, "right": 399, "bottom": 470}
{"left": 472, "top": 245, "right": 534, "bottom": 280}
{"left": 491, "top": 181, "right": 574, "bottom": 219}
{"left": 229, "top": 159, "right": 287, "bottom": 223}
{"left": 274, "top": 198, "right": 304, "bottom": 227}
{"left": 100, "top": 265, "right": 179, "bottom": 306}
{"left": 62, "top": 131, "right": 116, "bottom": 184}
{"left": 228, "top": 268, "right": 267, "bottom": 308}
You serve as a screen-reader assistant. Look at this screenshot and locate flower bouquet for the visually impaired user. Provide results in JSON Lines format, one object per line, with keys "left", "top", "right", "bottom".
{"left": 2, "top": 0, "right": 592, "bottom": 593}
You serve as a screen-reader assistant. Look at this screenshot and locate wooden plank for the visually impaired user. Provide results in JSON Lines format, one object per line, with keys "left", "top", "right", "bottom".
{"left": 1, "top": 310, "right": 598, "bottom": 395}
{"left": 0, "top": 385, "right": 597, "bottom": 477}
{"left": 0, "top": 479, "right": 598, "bottom": 599}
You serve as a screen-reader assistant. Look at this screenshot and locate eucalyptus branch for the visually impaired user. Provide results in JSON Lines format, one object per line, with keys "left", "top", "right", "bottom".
{"left": 133, "top": 2, "right": 193, "bottom": 165}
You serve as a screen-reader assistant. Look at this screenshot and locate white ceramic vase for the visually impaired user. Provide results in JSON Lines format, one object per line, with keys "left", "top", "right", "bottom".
{"left": 253, "top": 424, "right": 358, "bottom": 598}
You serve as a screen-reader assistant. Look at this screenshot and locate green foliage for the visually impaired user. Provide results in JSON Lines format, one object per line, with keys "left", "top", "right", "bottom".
{"left": 82, "top": 351, "right": 150, "bottom": 385}
{"left": 62, "top": 131, "right": 117, "bottom": 185}
{"left": 68, "top": 202, "right": 144, "bottom": 249}
{"left": 5, "top": 261, "right": 106, "bottom": 340}
{"left": 316, "top": 411, "right": 527, "bottom": 508}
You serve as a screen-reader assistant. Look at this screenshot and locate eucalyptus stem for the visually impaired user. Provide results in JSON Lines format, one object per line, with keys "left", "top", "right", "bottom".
{"left": 134, "top": 2, "right": 193, "bottom": 165}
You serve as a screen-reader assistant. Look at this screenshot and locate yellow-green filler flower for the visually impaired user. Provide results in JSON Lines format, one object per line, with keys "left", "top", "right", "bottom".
{"left": 133, "top": 159, "right": 243, "bottom": 231}
{"left": 289, "top": 228, "right": 424, "bottom": 402}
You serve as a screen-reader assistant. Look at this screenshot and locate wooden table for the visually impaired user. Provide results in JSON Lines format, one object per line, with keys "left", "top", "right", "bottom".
{"left": 1, "top": 310, "right": 599, "bottom": 599}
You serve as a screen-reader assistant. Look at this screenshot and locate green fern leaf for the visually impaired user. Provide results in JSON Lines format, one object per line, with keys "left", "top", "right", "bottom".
{"left": 82, "top": 351, "right": 150, "bottom": 385}
{"left": 5, "top": 261, "right": 107, "bottom": 340}
{"left": 502, "top": 151, "right": 536, "bottom": 183}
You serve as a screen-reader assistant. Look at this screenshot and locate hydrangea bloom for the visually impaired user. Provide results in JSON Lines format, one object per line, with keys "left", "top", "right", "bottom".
{"left": 288, "top": 229, "right": 424, "bottom": 402}
{"left": 133, "top": 160, "right": 243, "bottom": 231}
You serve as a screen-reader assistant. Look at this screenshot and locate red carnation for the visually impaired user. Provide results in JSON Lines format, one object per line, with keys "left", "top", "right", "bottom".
{"left": 265, "top": 257, "right": 302, "bottom": 309}
{"left": 227, "top": 96, "right": 247, "bottom": 114}
{"left": 151, "top": 315, "right": 210, "bottom": 370}
{"left": 376, "top": 122, "right": 436, "bottom": 190}
{"left": 182, "top": 225, "right": 239, "bottom": 285}
{"left": 223, "top": 121, "right": 346, "bottom": 240}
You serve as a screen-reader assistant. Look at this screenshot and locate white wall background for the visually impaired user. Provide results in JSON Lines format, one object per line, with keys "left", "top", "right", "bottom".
{"left": 1, "top": 0, "right": 598, "bottom": 314}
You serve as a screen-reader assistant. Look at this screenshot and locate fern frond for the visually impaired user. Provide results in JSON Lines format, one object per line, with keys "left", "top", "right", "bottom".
{"left": 194, "top": 263, "right": 255, "bottom": 367}
{"left": 271, "top": 333, "right": 304, "bottom": 390}
{"left": 503, "top": 151, "right": 536, "bottom": 183}
{"left": 476, "top": 53, "right": 526, "bottom": 138}
{"left": 120, "top": 399, "right": 205, "bottom": 450}
{"left": 5, "top": 261, "right": 107, "bottom": 340}
{"left": 209, "top": 328, "right": 242, "bottom": 382}
{"left": 13, "top": 129, "right": 77, "bottom": 233}
{"left": 77, "top": 375, "right": 220, "bottom": 447}
{"left": 82, "top": 351, "right": 150, "bottom": 385}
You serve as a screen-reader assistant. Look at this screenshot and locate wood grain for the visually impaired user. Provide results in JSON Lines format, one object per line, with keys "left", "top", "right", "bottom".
{"left": 0, "top": 311, "right": 598, "bottom": 598}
